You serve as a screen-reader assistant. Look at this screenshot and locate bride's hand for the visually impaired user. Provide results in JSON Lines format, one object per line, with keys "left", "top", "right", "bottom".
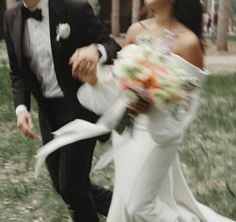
{"left": 81, "top": 65, "right": 98, "bottom": 85}
{"left": 69, "top": 44, "right": 99, "bottom": 85}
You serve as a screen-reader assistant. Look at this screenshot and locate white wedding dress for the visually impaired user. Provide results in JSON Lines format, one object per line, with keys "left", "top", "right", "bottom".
{"left": 34, "top": 43, "right": 235, "bottom": 221}
{"left": 76, "top": 50, "right": 235, "bottom": 222}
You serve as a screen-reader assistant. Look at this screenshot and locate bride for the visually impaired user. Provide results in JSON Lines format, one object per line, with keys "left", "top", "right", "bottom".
{"left": 36, "top": 0, "right": 235, "bottom": 221}
{"left": 81, "top": 0, "right": 235, "bottom": 221}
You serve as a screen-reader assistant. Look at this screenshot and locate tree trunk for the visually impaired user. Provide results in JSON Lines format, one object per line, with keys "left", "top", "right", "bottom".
{"left": 0, "top": 0, "right": 6, "bottom": 40}
{"left": 203, "top": 0, "right": 210, "bottom": 12}
{"left": 217, "top": 0, "right": 230, "bottom": 51}
{"left": 132, "top": 0, "right": 141, "bottom": 24}
{"left": 111, "top": 0, "right": 120, "bottom": 36}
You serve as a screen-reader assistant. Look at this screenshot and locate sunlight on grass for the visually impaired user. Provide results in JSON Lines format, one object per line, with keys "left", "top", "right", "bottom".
{"left": 0, "top": 67, "right": 235, "bottom": 221}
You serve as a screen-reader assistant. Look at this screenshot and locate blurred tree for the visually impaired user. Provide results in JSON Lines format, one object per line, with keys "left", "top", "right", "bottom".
{"left": 120, "top": 0, "right": 132, "bottom": 33}
{"left": 132, "top": 0, "right": 141, "bottom": 24}
{"left": 0, "top": 0, "right": 6, "bottom": 40}
{"left": 112, "top": 0, "right": 120, "bottom": 36}
{"left": 217, "top": 0, "right": 229, "bottom": 51}
{"left": 229, "top": 0, "right": 236, "bottom": 10}
{"left": 202, "top": 0, "right": 210, "bottom": 11}
{"left": 229, "top": 0, "right": 236, "bottom": 33}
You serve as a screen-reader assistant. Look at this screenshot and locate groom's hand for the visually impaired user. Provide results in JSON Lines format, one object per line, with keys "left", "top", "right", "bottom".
{"left": 69, "top": 44, "right": 99, "bottom": 85}
{"left": 17, "top": 111, "right": 36, "bottom": 140}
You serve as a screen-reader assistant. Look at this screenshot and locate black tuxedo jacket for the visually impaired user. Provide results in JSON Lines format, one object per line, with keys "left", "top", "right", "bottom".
{"left": 4, "top": 0, "right": 121, "bottom": 115}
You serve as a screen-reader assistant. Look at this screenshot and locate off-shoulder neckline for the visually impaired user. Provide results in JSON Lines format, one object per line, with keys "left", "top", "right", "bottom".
{"left": 135, "top": 34, "right": 209, "bottom": 75}
{"left": 124, "top": 43, "right": 209, "bottom": 75}
{"left": 171, "top": 53, "right": 209, "bottom": 75}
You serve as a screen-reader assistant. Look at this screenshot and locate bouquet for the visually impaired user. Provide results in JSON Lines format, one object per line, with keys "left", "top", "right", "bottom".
{"left": 34, "top": 37, "right": 198, "bottom": 177}
{"left": 112, "top": 37, "right": 192, "bottom": 134}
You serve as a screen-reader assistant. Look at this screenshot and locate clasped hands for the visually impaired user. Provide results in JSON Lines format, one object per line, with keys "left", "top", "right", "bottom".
{"left": 69, "top": 44, "right": 99, "bottom": 85}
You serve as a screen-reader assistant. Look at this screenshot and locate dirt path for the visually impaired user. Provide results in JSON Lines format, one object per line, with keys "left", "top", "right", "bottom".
{"left": 204, "top": 55, "right": 236, "bottom": 74}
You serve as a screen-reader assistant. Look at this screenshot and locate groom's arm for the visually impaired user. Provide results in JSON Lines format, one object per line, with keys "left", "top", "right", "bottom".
{"left": 68, "top": 1, "right": 121, "bottom": 83}
{"left": 4, "top": 13, "right": 31, "bottom": 112}
{"left": 4, "top": 12, "right": 35, "bottom": 139}
{"left": 79, "top": 2, "right": 121, "bottom": 64}
{"left": 66, "top": 0, "right": 121, "bottom": 64}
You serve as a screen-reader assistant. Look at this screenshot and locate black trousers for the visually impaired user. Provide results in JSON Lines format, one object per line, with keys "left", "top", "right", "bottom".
{"left": 38, "top": 96, "right": 112, "bottom": 222}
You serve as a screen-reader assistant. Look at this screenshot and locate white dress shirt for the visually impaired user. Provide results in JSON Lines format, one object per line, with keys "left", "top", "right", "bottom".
{"left": 16, "top": 0, "right": 107, "bottom": 115}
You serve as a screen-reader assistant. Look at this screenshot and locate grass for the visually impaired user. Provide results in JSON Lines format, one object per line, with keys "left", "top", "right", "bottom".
{"left": 0, "top": 66, "right": 235, "bottom": 221}
{"left": 181, "top": 75, "right": 236, "bottom": 219}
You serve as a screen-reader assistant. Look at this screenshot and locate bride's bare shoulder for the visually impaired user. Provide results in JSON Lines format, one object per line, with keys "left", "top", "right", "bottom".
{"left": 126, "top": 18, "right": 153, "bottom": 44}
{"left": 175, "top": 24, "right": 203, "bottom": 69}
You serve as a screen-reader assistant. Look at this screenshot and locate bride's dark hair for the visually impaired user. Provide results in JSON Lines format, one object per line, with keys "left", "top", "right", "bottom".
{"left": 172, "top": 0, "right": 204, "bottom": 46}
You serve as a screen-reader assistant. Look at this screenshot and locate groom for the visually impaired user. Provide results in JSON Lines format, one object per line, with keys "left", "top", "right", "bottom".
{"left": 4, "top": 0, "right": 120, "bottom": 221}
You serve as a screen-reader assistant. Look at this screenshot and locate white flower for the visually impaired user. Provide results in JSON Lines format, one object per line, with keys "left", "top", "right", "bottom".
{"left": 56, "top": 23, "right": 71, "bottom": 41}
{"left": 112, "top": 58, "right": 141, "bottom": 78}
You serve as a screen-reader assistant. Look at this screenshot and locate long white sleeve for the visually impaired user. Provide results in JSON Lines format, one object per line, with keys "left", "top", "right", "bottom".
{"left": 77, "top": 64, "right": 120, "bottom": 115}
{"left": 148, "top": 87, "right": 201, "bottom": 147}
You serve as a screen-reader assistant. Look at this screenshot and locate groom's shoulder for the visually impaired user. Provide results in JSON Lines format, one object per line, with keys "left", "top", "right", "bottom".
{"left": 5, "top": 1, "right": 22, "bottom": 20}
{"left": 62, "top": 0, "right": 94, "bottom": 19}
{"left": 63, "top": 0, "right": 90, "bottom": 10}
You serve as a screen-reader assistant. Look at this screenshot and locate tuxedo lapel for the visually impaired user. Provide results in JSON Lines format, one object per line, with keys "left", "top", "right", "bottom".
{"left": 48, "top": 0, "right": 66, "bottom": 79}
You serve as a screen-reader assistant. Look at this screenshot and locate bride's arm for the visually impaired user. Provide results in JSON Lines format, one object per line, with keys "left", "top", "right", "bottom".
{"left": 76, "top": 23, "right": 140, "bottom": 115}
{"left": 76, "top": 20, "right": 137, "bottom": 114}
{"left": 77, "top": 64, "right": 120, "bottom": 115}
{"left": 126, "top": 20, "right": 149, "bottom": 45}
{"left": 148, "top": 85, "right": 202, "bottom": 148}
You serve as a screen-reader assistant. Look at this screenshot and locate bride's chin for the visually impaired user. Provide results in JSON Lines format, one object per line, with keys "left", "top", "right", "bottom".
{"left": 145, "top": 0, "right": 170, "bottom": 10}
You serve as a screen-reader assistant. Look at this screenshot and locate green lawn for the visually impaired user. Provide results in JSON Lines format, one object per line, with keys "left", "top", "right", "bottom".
{"left": 0, "top": 66, "right": 235, "bottom": 221}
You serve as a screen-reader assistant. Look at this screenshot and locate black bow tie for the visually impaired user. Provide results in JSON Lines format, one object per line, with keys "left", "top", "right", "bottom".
{"left": 22, "top": 7, "right": 43, "bottom": 21}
